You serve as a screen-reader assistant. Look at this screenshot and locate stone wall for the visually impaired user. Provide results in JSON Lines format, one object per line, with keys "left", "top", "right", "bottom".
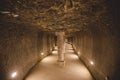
{"left": 71, "top": 27, "right": 119, "bottom": 80}
{"left": 0, "top": 24, "right": 55, "bottom": 80}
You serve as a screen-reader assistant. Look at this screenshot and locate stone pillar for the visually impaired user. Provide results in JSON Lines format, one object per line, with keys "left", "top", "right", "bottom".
{"left": 57, "top": 31, "right": 65, "bottom": 62}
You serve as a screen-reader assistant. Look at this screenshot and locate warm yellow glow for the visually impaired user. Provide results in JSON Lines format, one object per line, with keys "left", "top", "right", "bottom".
{"left": 65, "top": 43, "right": 74, "bottom": 53}
{"left": 1, "top": 11, "right": 10, "bottom": 14}
{"left": 52, "top": 51, "right": 58, "bottom": 54}
{"left": 11, "top": 72, "right": 17, "bottom": 78}
{"left": 54, "top": 46, "right": 58, "bottom": 50}
{"left": 78, "top": 51, "right": 81, "bottom": 55}
{"left": 66, "top": 49, "right": 74, "bottom": 52}
{"left": 90, "top": 61, "right": 94, "bottom": 65}
{"left": 41, "top": 56, "right": 57, "bottom": 63}
{"left": 68, "top": 53, "right": 78, "bottom": 60}
{"left": 41, "top": 52, "right": 44, "bottom": 55}
{"left": 13, "top": 14, "right": 19, "bottom": 17}
{"left": 25, "top": 43, "right": 93, "bottom": 80}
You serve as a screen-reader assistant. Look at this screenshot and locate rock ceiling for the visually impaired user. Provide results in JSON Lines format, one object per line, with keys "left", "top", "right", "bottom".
{"left": 0, "top": 0, "right": 112, "bottom": 34}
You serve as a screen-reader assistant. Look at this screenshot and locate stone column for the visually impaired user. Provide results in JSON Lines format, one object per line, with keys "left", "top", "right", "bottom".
{"left": 57, "top": 31, "right": 65, "bottom": 62}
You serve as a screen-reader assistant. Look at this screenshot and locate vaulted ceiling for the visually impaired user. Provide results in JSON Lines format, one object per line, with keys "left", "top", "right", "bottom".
{"left": 0, "top": 0, "right": 112, "bottom": 34}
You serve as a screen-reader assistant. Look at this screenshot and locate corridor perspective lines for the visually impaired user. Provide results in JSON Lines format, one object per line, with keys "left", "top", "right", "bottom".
{"left": 25, "top": 43, "right": 93, "bottom": 80}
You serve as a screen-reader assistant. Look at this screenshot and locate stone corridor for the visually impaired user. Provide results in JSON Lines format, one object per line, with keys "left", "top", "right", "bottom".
{"left": 25, "top": 43, "right": 93, "bottom": 80}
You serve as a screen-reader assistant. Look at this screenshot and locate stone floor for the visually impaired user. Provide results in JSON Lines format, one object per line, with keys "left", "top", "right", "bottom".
{"left": 25, "top": 43, "right": 93, "bottom": 80}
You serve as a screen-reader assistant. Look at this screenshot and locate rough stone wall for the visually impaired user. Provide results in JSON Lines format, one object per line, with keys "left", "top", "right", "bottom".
{"left": 71, "top": 28, "right": 119, "bottom": 80}
{"left": 0, "top": 24, "right": 55, "bottom": 80}
{"left": 37, "top": 31, "right": 55, "bottom": 59}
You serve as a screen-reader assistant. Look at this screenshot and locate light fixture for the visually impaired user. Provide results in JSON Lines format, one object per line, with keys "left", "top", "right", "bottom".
{"left": 90, "top": 61, "right": 94, "bottom": 65}
{"left": 41, "top": 52, "right": 44, "bottom": 55}
{"left": 11, "top": 72, "right": 17, "bottom": 78}
{"left": 78, "top": 51, "right": 80, "bottom": 55}
{"left": 12, "top": 14, "right": 19, "bottom": 17}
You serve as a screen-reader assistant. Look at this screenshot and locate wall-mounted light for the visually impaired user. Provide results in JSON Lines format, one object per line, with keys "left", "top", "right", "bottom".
{"left": 12, "top": 14, "right": 19, "bottom": 17}
{"left": 90, "top": 61, "right": 94, "bottom": 65}
{"left": 41, "top": 52, "right": 44, "bottom": 55}
{"left": 11, "top": 72, "right": 17, "bottom": 78}
{"left": 78, "top": 51, "right": 80, "bottom": 55}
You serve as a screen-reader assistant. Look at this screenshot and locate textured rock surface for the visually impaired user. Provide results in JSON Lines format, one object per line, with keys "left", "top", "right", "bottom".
{"left": 0, "top": 25, "right": 55, "bottom": 80}
{"left": 71, "top": 26, "right": 120, "bottom": 80}
{"left": 0, "top": 0, "right": 113, "bottom": 34}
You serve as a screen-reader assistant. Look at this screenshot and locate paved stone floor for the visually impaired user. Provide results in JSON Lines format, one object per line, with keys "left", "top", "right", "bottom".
{"left": 25, "top": 43, "right": 93, "bottom": 80}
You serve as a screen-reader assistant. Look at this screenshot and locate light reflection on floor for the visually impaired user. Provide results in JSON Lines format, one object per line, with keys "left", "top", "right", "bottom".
{"left": 52, "top": 50, "right": 58, "bottom": 55}
{"left": 25, "top": 43, "right": 93, "bottom": 80}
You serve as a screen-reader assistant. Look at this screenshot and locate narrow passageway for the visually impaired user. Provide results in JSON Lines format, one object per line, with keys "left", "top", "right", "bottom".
{"left": 25, "top": 43, "right": 93, "bottom": 80}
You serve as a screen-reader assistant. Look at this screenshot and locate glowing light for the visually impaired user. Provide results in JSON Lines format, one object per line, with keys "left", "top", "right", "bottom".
{"left": 90, "top": 61, "right": 94, "bottom": 65}
{"left": 68, "top": 54, "right": 78, "bottom": 59}
{"left": 78, "top": 51, "right": 81, "bottom": 55}
{"left": 41, "top": 52, "right": 44, "bottom": 55}
{"left": 13, "top": 14, "right": 19, "bottom": 17}
{"left": 54, "top": 46, "right": 58, "bottom": 50}
{"left": 1, "top": 11, "right": 10, "bottom": 14}
{"left": 66, "top": 49, "right": 74, "bottom": 52}
{"left": 52, "top": 51, "right": 58, "bottom": 54}
{"left": 41, "top": 56, "right": 56, "bottom": 63}
{"left": 11, "top": 72, "right": 17, "bottom": 78}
